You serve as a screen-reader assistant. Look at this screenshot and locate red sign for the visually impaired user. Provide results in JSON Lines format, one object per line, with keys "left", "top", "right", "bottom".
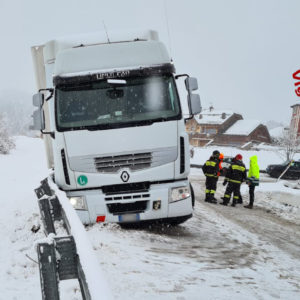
{"left": 293, "top": 70, "right": 300, "bottom": 97}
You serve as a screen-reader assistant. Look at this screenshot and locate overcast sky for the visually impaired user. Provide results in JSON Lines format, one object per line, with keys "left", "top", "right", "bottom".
{"left": 0, "top": 0, "right": 299, "bottom": 124}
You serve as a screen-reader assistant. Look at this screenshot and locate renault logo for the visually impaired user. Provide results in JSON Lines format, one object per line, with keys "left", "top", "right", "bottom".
{"left": 120, "top": 171, "right": 130, "bottom": 182}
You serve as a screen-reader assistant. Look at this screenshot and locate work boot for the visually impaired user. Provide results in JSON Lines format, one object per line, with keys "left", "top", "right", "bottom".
{"left": 220, "top": 197, "right": 226, "bottom": 205}
{"left": 244, "top": 204, "right": 253, "bottom": 209}
{"left": 220, "top": 200, "right": 228, "bottom": 206}
{"left": 231, "top": 203, "right": 236, "bottom": 207}
{"left": 210, "top": 198, "right": 218, "bottom": 204}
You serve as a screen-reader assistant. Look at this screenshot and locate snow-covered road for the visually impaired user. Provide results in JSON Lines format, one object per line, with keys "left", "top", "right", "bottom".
{"left": 88, "top": 177, "right": 300, "bottom": 299}
{"left": 1, "top": 137, "right": 299, "bottom": 299}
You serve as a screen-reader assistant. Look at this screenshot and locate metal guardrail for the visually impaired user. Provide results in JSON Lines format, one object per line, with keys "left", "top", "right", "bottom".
{"left": 34, "top": 178, "right": 111, "bottom": 300}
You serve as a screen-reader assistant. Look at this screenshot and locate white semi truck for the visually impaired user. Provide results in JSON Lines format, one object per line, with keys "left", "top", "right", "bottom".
{"left": 31, "top": 30, "right": 201, "bottom": 225}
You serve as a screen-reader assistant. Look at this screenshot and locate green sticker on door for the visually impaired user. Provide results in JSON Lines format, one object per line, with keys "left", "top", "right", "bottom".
{"left": 77, "top": 175, "right": 88, "bottom": 186}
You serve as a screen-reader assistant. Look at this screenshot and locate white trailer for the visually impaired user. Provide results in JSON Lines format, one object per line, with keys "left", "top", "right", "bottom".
{"left": 31, "top": 30, "right": 201, "bottom": 225}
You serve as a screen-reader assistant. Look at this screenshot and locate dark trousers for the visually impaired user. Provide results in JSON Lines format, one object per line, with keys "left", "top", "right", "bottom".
{"left": 224, "top": 182, "right": 241, "bottom": 205}
{"left": 238, "top": 190, "right": 243, "bottom": 203}
{"left": 205, "top": 177, "right": 218, "bottom": 200}
{"left": 249, "top": 185, "right": 255, "bottom": 206}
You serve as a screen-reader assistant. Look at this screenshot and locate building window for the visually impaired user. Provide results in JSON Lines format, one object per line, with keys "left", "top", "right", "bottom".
{"left": 201, "top": 127, "right": 217, "bottom": 134}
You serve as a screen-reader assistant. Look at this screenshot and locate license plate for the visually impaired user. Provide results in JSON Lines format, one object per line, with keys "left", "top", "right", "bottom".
{"left": 118, "top": 213, "right": 140, "bottom": 223}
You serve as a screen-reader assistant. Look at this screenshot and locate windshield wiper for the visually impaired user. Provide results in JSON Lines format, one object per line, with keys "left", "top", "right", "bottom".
{"left": 86, "top": 124, "right": 115, "bottom": 131}
{"left": 85, "top": 120, "right": 154, "bottom": 131}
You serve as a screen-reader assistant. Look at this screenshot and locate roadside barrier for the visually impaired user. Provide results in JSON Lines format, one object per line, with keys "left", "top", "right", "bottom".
{"left": 34, "top": 177, "right": 112, "bottom": 300}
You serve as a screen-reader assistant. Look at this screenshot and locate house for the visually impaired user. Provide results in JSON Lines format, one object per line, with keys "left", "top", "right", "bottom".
{"left": 186, "top": 107, "right": 271, "bottom": 147}
{"left": 290, "top": 103, "right": 300, "bottom": 138}
{"left": 185, "top": 108, "right": 243, "bottom": 146}
{"left": 214, "top": 120, "right": 272, "bottom": 147}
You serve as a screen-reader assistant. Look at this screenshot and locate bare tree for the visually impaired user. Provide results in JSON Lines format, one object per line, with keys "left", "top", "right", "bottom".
{"left": 273, "top": 128, "right": 300, "bottom": 162}
{"left": 0, "top": 113, "right": 15, "bottom": 154}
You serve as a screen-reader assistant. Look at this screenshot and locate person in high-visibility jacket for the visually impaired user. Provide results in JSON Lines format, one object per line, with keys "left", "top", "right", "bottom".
{"left": 244, "top": 155, "right": 260, "bottom": 209}
{"left": 202, "top": 150, "right": 220, "bottom": 204}
{"left": 221, "top": 154, "right": 247, "bottom": 207}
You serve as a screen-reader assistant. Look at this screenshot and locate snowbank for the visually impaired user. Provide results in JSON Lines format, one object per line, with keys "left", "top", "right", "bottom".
{"left": 48, "top": 178, "right": 113, "bottom": 299}
{"left": 241, "top": 181, "right": 300, "bottom": 224}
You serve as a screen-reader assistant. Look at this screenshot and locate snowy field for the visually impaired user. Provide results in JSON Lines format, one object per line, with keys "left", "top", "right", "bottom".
{"left": 0, "top": 136, "right": 300, "bottom": 299}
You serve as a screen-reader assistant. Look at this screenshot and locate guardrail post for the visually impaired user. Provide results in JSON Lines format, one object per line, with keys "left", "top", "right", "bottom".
{"left": 35, "top": 178, "right": 103, "bottom": 299}
{"left": 56, "top": 236, "right": 78, "bottom": 280}
{"left": 38, "top": 198, "right": 56, "bottom": 234}
{"left": 37, "top": 243, "right": 60, "bottom": 300}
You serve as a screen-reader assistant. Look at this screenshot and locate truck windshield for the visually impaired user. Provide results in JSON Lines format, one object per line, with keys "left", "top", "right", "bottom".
{"left": 56, "top": 75, "right": 181, "bottom": 131}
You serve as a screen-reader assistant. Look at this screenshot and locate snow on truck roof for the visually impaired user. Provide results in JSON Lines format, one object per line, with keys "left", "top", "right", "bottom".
{"left": 42, "top": 29, "right": 159, "bottom": 63}
{"left": 53, "top": 40, "right": 171, "bottom": 77}
{"left": 224, "top": 119, "right": 261, "bottom": 135}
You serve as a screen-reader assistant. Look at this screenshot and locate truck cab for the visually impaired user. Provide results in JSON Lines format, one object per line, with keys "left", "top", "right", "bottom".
{"left": 31, "top": 30, "right": 201, "bottom": 225}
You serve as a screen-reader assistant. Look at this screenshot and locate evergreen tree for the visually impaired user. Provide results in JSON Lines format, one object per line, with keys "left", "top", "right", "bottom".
{"left": 0, "top": 113, "right": 15, "bottom": 154}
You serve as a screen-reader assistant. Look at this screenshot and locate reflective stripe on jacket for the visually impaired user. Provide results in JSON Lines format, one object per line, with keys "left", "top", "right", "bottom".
{"left": 225, "top": 160, "right": 247, "bottom": 184}
{"left": 202, "top": 156, "right": 219, "bottom": 178}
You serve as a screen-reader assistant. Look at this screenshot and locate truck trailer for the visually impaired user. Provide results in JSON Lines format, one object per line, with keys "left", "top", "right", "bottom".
{"left": 31, "top": 30, "right": 201, "bottom": 225}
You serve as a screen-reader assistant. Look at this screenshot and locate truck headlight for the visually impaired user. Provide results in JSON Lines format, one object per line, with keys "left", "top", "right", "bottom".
{"left": 169, "top": 186, "right": 190, "bottom": 203}
{"left": 68, "top": 196, "right": 87, "bottom": 210}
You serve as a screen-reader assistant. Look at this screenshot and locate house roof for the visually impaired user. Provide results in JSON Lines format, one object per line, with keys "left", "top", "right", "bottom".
{"left": 224, "top": 120, "right": 261, "bottom": 136}
{"left": 195, "top": 109, "right": 234, "bottom": 125}
{"left": 269, "top": 126, "right": 285, "bottom": 138}
{"left": 291, "top": 103, "right": 300, "bottom": 108}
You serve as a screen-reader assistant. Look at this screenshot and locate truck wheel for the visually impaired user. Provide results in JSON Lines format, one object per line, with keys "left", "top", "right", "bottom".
{"left": 190, "top": 183, "right": 195, "bottom": 208}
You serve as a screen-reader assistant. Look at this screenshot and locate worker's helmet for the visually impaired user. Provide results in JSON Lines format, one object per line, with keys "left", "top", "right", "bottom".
{"left": 235, "top": 154, "right": 243, "bottom": 160}
{"left": 219, "top": 153, "right": 224, "bottom": 160}
{"left": 212, "top": 150, "right": 220, "bottom": 158}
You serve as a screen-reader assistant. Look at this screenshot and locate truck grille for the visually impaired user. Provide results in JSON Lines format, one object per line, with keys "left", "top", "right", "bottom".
{"left": 105, "top": 193, "right": 150, "bottom": 201}
{"left": 102, "top": 182, "right": 150, "bottom": 195}
{"left": 107, "top": 201, "right": 148, "bottom": 215}
{"left": 68, "top": 146, "right": 177, "bottom": 173}
{"left": 94, "top": 153, "right": 152, "bottom": 173}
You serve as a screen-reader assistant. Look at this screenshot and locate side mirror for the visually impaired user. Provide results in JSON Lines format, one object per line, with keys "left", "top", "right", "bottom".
{"left": 31, "top": 92, "right": 45, "bottom": 131}
{"left": 31, "top": 109, "right": 45, "bottom": 131}
{"left": 185, "top": 77, "right": 201, "bottom": 116}
{"left": 176, "top": 74, "right": 202, "bottom": 118}
{"left": 189, "top": 94, "right": 201, "bottom": 115}
{"left": 185, "top": 77, "right": 198, "bottom": 92}
{"left": 33, "top": 93, "right": 44, "bottom": 107}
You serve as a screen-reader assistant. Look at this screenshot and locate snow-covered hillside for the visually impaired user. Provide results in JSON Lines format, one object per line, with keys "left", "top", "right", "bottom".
{"left": 1, "top": 137, "right": 300, "bottom": 299}
{"left": 0, "top": 137, "right": 49, "bottom": 299}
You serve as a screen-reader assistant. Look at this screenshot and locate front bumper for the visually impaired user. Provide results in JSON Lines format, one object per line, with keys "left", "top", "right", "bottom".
{"left": 66, "top": 179, "right": 193, "bottom": 225}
